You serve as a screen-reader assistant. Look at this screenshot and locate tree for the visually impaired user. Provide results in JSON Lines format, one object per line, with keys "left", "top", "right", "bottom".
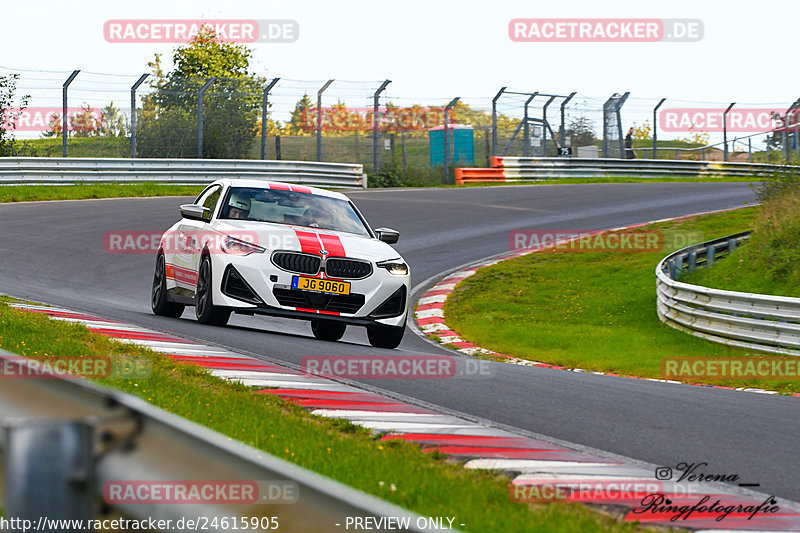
{"left": 137, "top": 27, "right": 266, "bottom": 158}
{"left": 283, "top": 94, "right": 314, "bottom": 136}
{"left": 0, "top": 73, "right": 30, "bottom": 156}
{"left": 98, "top": 101, "right": 127, "bottom": 137}
{"left": 566, "top": 116, "right": 597, "bottom": 147}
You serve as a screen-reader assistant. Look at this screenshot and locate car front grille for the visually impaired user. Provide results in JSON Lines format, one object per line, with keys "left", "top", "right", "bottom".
{"left": 271, "top": 252, "right": 321, "bottom": 275}
{"left": 325, "top": 258, "right": 372, "bottom": 279}
{"left": 273, "top": 288, "right": 365, "bottom": 314}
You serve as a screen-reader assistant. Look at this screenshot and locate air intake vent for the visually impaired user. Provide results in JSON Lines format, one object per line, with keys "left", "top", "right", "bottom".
{"left": 272, "top": 252, "right": 321, "bottom": 275}
{"left": 325, "top": 258, "right": 372, "bottom": 279}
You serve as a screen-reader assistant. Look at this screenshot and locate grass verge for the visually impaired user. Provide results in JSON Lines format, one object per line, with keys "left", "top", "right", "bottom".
{"left": 0, "top": 298, "right": 652, "bottom": 532}
{"left": 444, "top": 207, "right": 800, "bottom": 394}
{"left": 0, "top": 183, "right": 205, "bottom": 203}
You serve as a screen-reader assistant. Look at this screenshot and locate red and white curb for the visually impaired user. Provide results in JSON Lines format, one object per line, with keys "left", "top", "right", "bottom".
{"left": 7, "top": 300, "right": 800, "bottom": 531}
{"left": 414, "top": 208, "right": 800, "bottom": 399}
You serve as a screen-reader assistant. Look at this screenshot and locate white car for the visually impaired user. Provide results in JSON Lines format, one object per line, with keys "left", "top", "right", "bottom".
{"left": 151, "top": 179, "right": 410, "bottom": 349}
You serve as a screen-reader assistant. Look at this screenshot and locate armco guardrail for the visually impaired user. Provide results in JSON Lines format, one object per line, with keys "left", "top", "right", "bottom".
{"left": 0, "top": 157, "right": 367, "bottom": 188}
{"left": 455, "top": 156, "right": 794, "bottom": 184}
{"left": 656, "top": 232, "right": 800, "bottom": 356}
{"left": 0, "top": 349, "right": 435, "bottom": 531}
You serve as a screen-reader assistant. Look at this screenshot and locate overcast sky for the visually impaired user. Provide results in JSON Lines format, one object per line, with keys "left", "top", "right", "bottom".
{"left": 4, "top": 0, "right": 798, "bottom": 143}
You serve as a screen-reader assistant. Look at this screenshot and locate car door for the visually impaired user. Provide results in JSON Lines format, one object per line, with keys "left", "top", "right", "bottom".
{"left": 172, "top": 184, "right": 222, "bottom": 294}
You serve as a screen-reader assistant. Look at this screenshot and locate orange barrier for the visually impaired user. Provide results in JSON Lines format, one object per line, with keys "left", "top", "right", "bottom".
{"left": 454, "top": 168, "right": 506, "bottom": 185}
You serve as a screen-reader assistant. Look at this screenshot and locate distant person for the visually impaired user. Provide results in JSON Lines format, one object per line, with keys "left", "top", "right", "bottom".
{"left": 625, "top": 127, "right": 637, "bottom": 159}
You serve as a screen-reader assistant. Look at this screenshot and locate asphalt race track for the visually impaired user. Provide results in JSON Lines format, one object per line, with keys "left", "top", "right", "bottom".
{"left": 3, "top": 182, "right": 798, "bottom": 502}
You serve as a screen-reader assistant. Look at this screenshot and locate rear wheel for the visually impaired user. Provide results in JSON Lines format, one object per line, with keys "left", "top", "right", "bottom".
{"left": 151, "top": 253, "right": 184, "bottom": 318}
{"left": 367, "top": 323, "right": 405, "bottom": 349}
{"left": 311, "top": 319, "right": 347, "bottom": 341}
{"left": 195, "top": 255, "right": 231, "bottom": 326}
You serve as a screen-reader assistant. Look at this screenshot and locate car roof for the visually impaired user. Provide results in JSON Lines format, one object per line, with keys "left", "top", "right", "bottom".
{"left": 211, "top": 179, "right": 349, "bottom": 201}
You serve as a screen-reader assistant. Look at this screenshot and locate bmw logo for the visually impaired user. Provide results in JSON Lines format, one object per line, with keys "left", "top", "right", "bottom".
{"left": 319, "top": 249, "right": 329, "bottom": 256}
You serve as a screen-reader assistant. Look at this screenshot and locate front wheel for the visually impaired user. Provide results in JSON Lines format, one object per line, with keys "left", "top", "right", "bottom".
{"left": 311, "top": 319, "right": 347, "bottom": 341}
{"left": 366, "top": 323, "right": 405, "bottom": 349}
{"left": 195, "top": 255, "right": 231, "bottom": 326}
{"left": 151, "top": 253, "right": 184, "bottom": 318}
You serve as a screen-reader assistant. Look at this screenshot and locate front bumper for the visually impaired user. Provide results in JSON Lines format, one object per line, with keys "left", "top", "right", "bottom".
{"left": 209, "top": 253, "right": 410, "bottom": 328}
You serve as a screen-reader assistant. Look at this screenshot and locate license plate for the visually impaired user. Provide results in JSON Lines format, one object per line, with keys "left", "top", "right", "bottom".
{"left": 292, "top": 276, "right": 351, "bottom": 295}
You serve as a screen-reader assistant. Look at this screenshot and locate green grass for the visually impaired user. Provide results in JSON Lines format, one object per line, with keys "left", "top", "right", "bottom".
{"left": 443, "top": 207, "right": 800, "bottom": 394}
{"left": 0, "top": 298, "right": 656, "bottom": 532}
{"left": 13, "top": 136, "right": 130, "bottom": 158}
{"left": 0, "top": 183, "right": 205, "bottom": 203}
{"left": 684, "top": 181, "right": 800, "bottom": 297}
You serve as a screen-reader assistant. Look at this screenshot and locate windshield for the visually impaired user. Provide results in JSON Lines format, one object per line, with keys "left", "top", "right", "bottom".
{"left": 219, "top": 187, "right": 371, "bottom": 237}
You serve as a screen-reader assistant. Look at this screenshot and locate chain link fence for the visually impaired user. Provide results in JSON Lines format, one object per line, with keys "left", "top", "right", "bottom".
{"left": 1, "top": 65, "right": 799, "bottom": 185}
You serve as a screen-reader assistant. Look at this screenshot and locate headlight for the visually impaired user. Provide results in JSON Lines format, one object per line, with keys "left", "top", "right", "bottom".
{"left": 377, "top": 259, "right": 409, "bottom": 276}
{"left": 221, "top": 236, "right": 266, "bottom": 256}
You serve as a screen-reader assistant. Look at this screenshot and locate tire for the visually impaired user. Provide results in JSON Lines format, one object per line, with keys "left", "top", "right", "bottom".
{"left": 367, "top": 323, "right": 405, "bottom": 349}
{"left": 195, "top": 255, "right": 231, "bottom": 326}
{"left": 151, "top": 253, "right": 185, "bottom": 318}
{"left": 311, "top": 319, "right": 347, "bottom": 341}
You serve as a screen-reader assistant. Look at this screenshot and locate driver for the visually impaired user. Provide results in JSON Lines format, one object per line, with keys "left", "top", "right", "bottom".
{"left": 227, "top": 191, "right": 251, "bottom": 220}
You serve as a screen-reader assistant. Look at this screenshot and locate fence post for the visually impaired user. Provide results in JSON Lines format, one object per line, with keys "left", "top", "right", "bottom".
{"left": 373, "top": 80, "right": 391, "bottom": 173}
{"left": 275, "top": 135, "right": 282, "bottom": 160}
{"left": 542, "top": 95, "right": 557, "bottom": 156}
{"left": 484, "top": 125, "right": 491, "bottom": 166}
{"left": 129, "top": 73, "right": 149, "bottom": 159}
{"left": 354, "top": 131, "right": 360, "bottom": 163}
{"left": 491, "top": 87, "right": 506, "bottom": 156}
{"left": 260, "top": 78, "right": 280, "bottom": 160}
{"left": 652, "top": 98, "right": 666, "bottom": 159}
{"left": 559, "top": 92, "right": 576, "bottom": 151}
{"left": 722, "top": 102, "right": 735, "bottom": 162}
{"left": 197, "top": 77, "right": 217, "bottom": 159}
{"left": 61, "top": 70, "right": 80, "bottom": 158}
{"left": 443, "top": 97, "right": 460, "bottom": 184}
{"left": 316, "top": 79, "right": 334, "bottom": 162}
{"left": 523, "top": 93, "right": 537, "bottom": 157}
{"left": 401, "top": 132, "right": 407, "bottom": 172}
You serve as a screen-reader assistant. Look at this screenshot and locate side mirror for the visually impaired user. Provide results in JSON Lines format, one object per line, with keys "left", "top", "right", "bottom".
{"left": 180, "top": 204, "right": 210, "bottom": 221}
{"left": 375, "top": 227, "right": 400, "bottom": 244}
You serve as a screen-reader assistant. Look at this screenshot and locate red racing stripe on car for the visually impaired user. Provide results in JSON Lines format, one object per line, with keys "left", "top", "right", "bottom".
{"left": 318, "top": 233, "right": 346, "bottom": 257}
{"left": 165, "top": 263, "right": 198, "bottom": 285}
{"left": 294, "top": 307, "right": 341, "bottom": 316}
{"left": 267, "top": 182, "right": 291, "bottom": 191}
{"left": 293, "top": 230, "right": 322, "bottom": 255}
{"left": 289, "top": 184, "right": 312, "bottom": 194}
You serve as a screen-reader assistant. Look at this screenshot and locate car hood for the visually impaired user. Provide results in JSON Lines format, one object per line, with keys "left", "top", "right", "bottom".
{"left": 212, "top": 220, "right": 401, "bottom": 262}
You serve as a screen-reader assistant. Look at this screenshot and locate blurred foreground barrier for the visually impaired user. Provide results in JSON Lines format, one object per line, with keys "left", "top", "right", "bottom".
{"left": 0, "top": 348, "right": 434, "bottom": 532}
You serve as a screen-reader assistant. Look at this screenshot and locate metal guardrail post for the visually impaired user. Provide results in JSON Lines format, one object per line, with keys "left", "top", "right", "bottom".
{"left": 723, "top": 102, "right": 736, "bottom": 162}
{"left": 652, "top": 98, "right": 666, "bottom": 159}
{"left": 130, "top": 74, "right": 149, "bottom": 159}
{"left": 443, "top": 97, "right": 459, "bottom": 184}
{"left": 491, "top": 87, "right": 506, "bottom": 156}
{"left": 197, "top": 78, "right": 217, "bottom": 159}
{"left": 260, "top": 78, "right": 280, "bottom": 160}
{"left": 3, "top": 421, "right": 95, "bottom": 521}
{"left": 522, "top": 93, "right": 537, "bottom": 157}
{"left": 372, "top": 80, "right": 391, "bottom": 174}
{"left": 61, "top": 70, "right": 80, "bottom": 158}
